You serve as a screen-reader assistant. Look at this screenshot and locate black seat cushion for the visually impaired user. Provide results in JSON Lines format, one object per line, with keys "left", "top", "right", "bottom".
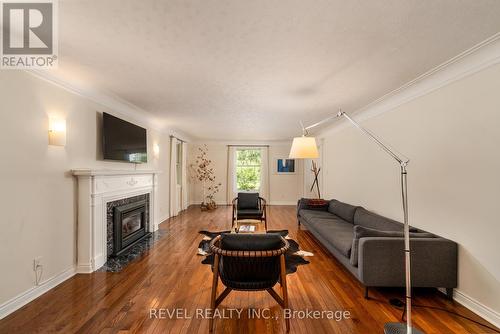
{"left": 237, "top": 192, "right": 259, "bottom": 209}
{"left": 237, "top": 209, "right": 264, "bottom": 218}
{"left": 219, "top": 233, "right": 282, "bottom": 290}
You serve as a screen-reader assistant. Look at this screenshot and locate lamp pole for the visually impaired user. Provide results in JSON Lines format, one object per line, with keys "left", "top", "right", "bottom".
{"left": 302, "top": 109, "right": 423, "bottom": 334}
{"left": 341, "top": 110, "right": 422, "bottom": 334}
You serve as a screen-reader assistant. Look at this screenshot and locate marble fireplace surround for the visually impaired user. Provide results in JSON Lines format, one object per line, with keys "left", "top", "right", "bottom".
{"left": 72, "top": 169, "right": 161, "bottom": 273}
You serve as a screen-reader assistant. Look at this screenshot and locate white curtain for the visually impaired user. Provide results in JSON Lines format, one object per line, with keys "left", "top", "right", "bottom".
{"left": 181, "top": 142, "right": 188, "bottom": 210}
{"left": 260, "top": 147, "right": 270, "bottom": 202}
{"left": 169, "top": 137, "right": 179, "bottom": 217}
{"left": 226, "top": 146, "right": 238, "bottom": 204}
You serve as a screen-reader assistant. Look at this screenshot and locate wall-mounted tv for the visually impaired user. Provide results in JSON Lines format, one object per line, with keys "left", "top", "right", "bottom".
{"left": 102, "top": 113, "right": 147, "bottom": 163}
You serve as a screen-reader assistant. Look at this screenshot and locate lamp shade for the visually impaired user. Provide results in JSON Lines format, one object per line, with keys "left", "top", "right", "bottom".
{"left": 289, "top": 136, "right": 319, "bottom": 159}
{"left": 48, "top": 117, "right": 66, "bottom": 146}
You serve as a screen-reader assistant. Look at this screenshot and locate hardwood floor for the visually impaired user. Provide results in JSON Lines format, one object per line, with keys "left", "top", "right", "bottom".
{"left": 0, "top": 206, "right": 498, "bottom": 334}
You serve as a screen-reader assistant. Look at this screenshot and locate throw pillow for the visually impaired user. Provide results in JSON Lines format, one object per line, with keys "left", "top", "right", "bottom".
{"left": 307, "top": 198, "right": 329, "bottom": 207}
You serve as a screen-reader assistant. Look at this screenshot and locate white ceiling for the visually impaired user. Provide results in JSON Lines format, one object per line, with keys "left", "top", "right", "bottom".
{"left": 50, "top": 0, "right": 500, "bottom": 140}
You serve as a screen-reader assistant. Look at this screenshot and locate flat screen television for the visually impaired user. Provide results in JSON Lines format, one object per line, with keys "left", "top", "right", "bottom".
{"left": 102, "top": 113, "right": 147, "bottom": 163}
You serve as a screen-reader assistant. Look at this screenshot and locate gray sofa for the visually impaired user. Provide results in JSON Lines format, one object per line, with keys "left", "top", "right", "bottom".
{"left": 297, "top": 198, "right": 457, "bottom": 299}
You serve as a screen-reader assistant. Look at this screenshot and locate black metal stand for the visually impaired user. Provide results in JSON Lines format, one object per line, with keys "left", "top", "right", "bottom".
{"left": 310, "top": 160, "right": 321, "bottom": 198}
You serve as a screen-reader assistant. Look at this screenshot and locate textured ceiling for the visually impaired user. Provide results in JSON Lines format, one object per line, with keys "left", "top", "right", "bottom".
{"left": 50, "top": 0, "right": 500, "bottom": 140}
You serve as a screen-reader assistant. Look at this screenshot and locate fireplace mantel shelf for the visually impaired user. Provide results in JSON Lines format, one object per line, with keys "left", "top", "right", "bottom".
{"left": 72, "top": 169, "right": 162, "bottom": 176}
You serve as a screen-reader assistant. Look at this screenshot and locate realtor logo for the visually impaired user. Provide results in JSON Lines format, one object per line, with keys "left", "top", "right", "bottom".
{"left": 1, "top": 0, "right": 58, "bottom": 69}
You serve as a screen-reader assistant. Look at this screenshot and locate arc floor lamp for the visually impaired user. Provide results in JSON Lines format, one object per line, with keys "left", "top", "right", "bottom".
{"left": 289, "top": 109, "right": 424, "bottom": 334}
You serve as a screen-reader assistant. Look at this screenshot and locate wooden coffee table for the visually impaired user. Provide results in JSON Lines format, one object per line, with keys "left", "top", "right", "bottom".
{"left": 233, "top": 219, "right": 267, "bottom": 234}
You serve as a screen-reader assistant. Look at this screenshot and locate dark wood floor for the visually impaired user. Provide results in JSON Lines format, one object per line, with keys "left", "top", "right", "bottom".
{"left": 1, "top": 206, "right": 498, "bottom": 334}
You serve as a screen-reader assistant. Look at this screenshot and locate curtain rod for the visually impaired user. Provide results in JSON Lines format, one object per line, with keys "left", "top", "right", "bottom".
{"left": 227, "top": 145, "right": 269, "bottom": 147}
{"left": 170, "top": 135, "right": 186, "bottom": 143}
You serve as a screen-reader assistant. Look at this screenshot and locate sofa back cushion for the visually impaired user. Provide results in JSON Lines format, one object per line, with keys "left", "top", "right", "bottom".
{"left": 328, "top": 199, "right": 358, "bottom": 223}
{"left": 354, "top": 207, "right": 403, "bottom": 231}
{"left": 349, "top": 225, "right": 435, "bottom": 266}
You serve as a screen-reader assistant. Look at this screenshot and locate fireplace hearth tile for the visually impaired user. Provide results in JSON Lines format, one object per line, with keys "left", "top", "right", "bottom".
{"left": 97, "top": 229, "right": 166, "bottom": 272}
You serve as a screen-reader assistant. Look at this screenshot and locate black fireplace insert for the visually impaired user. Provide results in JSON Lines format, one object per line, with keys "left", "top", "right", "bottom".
{"left": 112, "top": 199, "right": 151, "bottom": 256}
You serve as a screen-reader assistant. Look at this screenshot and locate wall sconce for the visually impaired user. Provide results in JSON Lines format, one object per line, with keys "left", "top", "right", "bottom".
{"left": 153, "top": 143, "right": 160, "bottom": 158}
{"left": 48, "top": 117, "right": 66, "bottom": 146}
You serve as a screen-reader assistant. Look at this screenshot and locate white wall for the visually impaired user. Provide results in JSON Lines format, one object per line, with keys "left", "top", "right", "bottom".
{"left": 188, "top": 143, "right": 229, "bottom": 205}
{"left": 320, "top": 63, "right": 500, "bottom": 322}
{"left": 269, "top": 145, "right": 304, "bottom": 205}
{"left": 0, "top": 71, "right": 171, "bottom": 310}
{"left": 188, "top": 143, "right": 303, "bottom": 205}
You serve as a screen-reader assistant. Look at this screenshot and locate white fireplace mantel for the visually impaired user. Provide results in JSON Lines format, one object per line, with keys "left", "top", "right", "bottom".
{"left": 72, "top": 169, "right": 161, "bottom": 273}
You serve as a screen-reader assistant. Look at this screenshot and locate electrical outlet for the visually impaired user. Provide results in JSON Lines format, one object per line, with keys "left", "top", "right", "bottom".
{"left": 33, "top": 257, "right": 42, "bottom": 271}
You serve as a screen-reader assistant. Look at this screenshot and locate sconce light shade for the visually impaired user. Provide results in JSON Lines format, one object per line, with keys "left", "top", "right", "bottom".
{"left": 153, "top": 143, "right": 160, "bottom": 158}
{"left": 48, "top": 117, "right": 66, "bottom": 146}
{"left": 289, "top": 136, "right": 319, "bottom": 159}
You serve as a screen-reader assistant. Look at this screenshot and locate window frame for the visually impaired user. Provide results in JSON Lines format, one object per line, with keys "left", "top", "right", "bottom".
{"left": 235, "top": 148, "right": 262, "bottom": 192}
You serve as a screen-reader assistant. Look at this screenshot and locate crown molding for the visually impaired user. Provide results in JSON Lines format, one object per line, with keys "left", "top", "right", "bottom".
{"left": 26, "top": 70, "right": 159, "bottom": 126}
{"left": 318, "top": 32, "right": 500, "bottom": 137}
{"left": 190, "top": 139, "right": 292, "bottom": 146}
{"left": 24, "top": 69, "right": 195, "bottom": 141}
{"left": 24, "top": 31, "right": 500, "bottom": 143}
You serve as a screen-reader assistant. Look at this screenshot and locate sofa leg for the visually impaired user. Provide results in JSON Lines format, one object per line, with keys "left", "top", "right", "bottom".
{"left": 445, "top": 288, "right": 454, "bottom": 301}
{"left": 364, "top": 287, "right": 370, "bottom": 300}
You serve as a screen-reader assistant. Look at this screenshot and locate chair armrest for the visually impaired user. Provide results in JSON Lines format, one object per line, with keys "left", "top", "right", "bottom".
{"left": 259, "top": 197, "right": 267, "bottom": 211}
{"left": 358, "top": 237, "right": 457, "bottom": 288}
{"left": 210, "top": 235, "right": 290, "bottom": 257}
{"left": 232, "top": 198, "right": 237, "bottom": 219}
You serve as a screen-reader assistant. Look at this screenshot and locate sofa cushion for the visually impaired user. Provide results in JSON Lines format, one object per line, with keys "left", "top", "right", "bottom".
{"left": 354, "top": 207, "right": 403, "bottom": 231}
{"left": 350, "top": 225, "right": 435, "bottom": 266}
{"left": 328, "top": 200, "right": 358, "bottom": 223}
{"left": 299, "top": 209, "right": 336, "bottom": 222}
{"left": 309, "top": 219, "right": 354, "bottom": 257}
{"left": 237, "top": 192, "right": 259, "bottom": 209}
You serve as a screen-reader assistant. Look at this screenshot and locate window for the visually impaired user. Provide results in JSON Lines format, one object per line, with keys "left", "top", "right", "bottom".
{"left": 236, "top": 149, "right": 261, "bottom": 191}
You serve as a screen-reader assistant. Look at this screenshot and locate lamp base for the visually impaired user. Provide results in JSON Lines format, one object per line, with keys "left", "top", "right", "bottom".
{"left": 384, "top": 323, "right": 425, "bottom": 334}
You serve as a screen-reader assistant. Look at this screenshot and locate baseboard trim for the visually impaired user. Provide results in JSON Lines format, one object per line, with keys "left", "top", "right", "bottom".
{"left": 0, "top": 266, "right": 76, "bottom": 320}
{"left": 189, "top": 201, "right": 229, "bottom": 206}
{"left": 438, "top": 288, "right": 500, "bottom": 328}
{"left": 158, "top": 214, "right": 170, "bottom": 224}
{"left": 188, "top": 201, "right": 297, "bottom": 206}
{"left": 76, "top": 263, "right": 94, "bottom": 274}
{"left": 269, "top": 201, "right": 297, "bottom": 205}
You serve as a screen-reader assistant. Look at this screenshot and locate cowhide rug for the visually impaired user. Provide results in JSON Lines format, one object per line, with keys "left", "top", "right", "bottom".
{"left": 197, "top": 230, "right": 313, "bottom": 274}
